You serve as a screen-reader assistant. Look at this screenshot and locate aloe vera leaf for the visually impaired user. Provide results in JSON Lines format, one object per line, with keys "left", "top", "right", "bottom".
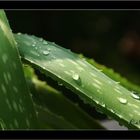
{"left": 24, "top": 65, "right": 104, "bottom": 129}
{"left": 79, "top": 54, "right": 140, "bottom": 94}
{"left": 0, "top": 10, "right": 38, "bottom": 129}
{"left": 15, "top": 33, "right": 140, "bottom": 129}
{"left": 24, "top": 66, "right": 78, "bottom": 129}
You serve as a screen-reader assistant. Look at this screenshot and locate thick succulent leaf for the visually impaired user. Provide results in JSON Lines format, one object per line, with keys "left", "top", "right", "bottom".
{"left": 15, "top": 33, "right": 140, "bottom": 129}
{"left": 24, "top": 65, "right": 104, "bottom": 129}
{"left": 79, "top": 54, "right": 140, "bottom": 94}
{"left": 0, "top": 10, "right": 38, "bottom": 129}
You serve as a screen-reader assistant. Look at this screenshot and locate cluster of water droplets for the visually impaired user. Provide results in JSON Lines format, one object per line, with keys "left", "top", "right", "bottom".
{"left": 72, "top": 73, "right": 80, "bottom": 81}
{"left": 30, "top": 37, "right": 52, "bottom": 58}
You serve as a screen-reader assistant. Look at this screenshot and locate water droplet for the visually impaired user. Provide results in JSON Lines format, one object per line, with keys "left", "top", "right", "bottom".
{"left": 131, "top": 92, "right": 140, "bottom": 100}
{"left": 17, "top": 32, "right": 21, "bottom": 35}
{"left": 72, "top": 74, "right": 79, "bottom": 81}
{"left": 118, "top": 97, "right": 127, "bottom": 104}
{"left": 42, "top": 50, "right": 49, "bottom": 55}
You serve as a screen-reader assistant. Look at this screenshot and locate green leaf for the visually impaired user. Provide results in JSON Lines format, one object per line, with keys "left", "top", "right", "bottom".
{"left": 24, "top": 65, "right": 104, "bottom": 129}
{"left": 79, "top": 54, "right": 140, "bottom": 94}
{"left": 15, "top": 33, "right": 140, "bottom": 129}
{"left": 0, "top": 10, "right": 38, "bottom": 129}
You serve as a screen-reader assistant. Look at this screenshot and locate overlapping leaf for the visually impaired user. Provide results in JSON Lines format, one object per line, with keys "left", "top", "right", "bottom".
{"left": 0, "top": 10, "right": 38, "bottom": 129}
{"left": 24, "top": 65, "right": 104, "bottom": 129}
{"left": 15, "top": 33, "right": 140, "bottom": 129}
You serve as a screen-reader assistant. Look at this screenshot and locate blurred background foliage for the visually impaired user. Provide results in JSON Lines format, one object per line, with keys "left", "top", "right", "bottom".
{"left": 6, "top": 10, "right": 140, "bottom": 85}
{"left": 6, "top": 11, "right": 140, "bottom": 123}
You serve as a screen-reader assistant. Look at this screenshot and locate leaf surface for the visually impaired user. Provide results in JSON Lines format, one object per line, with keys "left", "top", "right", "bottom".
{"left": 0, "top": 10, "right": 38, "bottom": 129}
{"left": 15, "top": 33, "right": 140, "bottom": 129}
{"left": 24, "top": 65, "right": 104, "bottom": 129}
{"left": 79, "top": 54, "right": 140, "bottom": 94}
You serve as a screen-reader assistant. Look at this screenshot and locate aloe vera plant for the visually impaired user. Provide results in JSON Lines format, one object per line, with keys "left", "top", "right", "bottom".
{"left": 80, "top": 54, "right": 140, "bottom": 94}
{"left": 0, "top": 10, "right": 140, "bottom": 129}
{"left": 0, "top": 10, "right": 38, "bottom": 129}
{"left": 15, "top": 33, "right": 140, "bottom": 129}
{"left": 24, "top": 65, "right": 104, "bottom": 129}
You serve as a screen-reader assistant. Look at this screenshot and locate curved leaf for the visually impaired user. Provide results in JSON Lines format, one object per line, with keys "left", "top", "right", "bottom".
{"left": 79, "top": 54, "right": 140, "bottom": 94}
{"left": 24, "top": 65, "right": 104, "bottom": 129}
{"left": 0, "top": 10, "right": 38, "bottom": 129}
{"left": 15, "top": 33, "right": 140, "bottom": 129}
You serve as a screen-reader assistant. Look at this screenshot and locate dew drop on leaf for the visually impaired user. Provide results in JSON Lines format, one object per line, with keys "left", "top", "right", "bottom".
{"left": 118, "top": 97, "right": 127, "bottom": 104}
{"left": 72, "top": 73, "right": 82, "bottom": 85}
{"left": 72, "top": 73, "right": 80, "bottom": 81}
{"left": 131, "top": 92, "right": 140, "bottom": 100}
{"left": 42, "top": 50, "right": 49, "bottom": 55}
{"left": 17, "top": 32, "right": 21, "bottom": 35}
{"left": 32, "top": 41, "right": 37, "bottom": 47}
